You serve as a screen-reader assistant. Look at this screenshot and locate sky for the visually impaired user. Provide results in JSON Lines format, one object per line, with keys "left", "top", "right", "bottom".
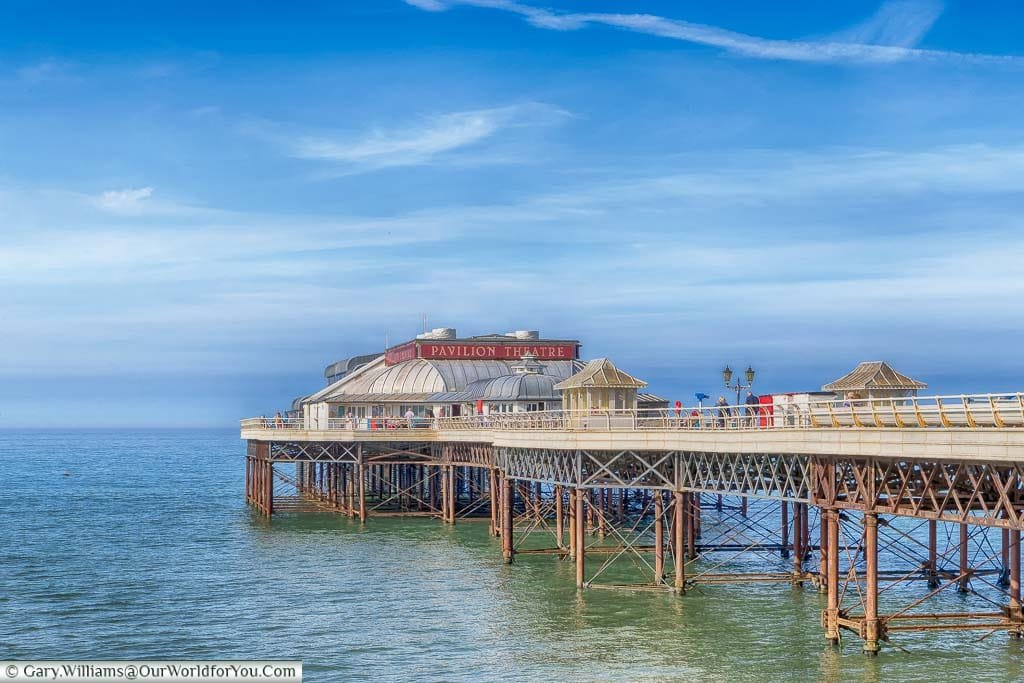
{"left": 2, "top": 0, "right": 1023, "bottom": 427}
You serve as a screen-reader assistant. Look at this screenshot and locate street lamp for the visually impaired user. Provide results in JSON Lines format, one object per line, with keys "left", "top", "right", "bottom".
{"left": 722, "top": 365, "right": 756, "bottom": 405}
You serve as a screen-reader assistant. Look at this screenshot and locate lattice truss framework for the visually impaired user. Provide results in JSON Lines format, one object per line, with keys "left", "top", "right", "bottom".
{"left": 815, "top": 457, "right": 1024, "bottom": 529}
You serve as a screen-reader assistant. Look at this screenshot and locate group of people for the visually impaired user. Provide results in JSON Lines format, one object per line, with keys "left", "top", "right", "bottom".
{"left": 707, "top": 391, "right": 762, "bottom": 427}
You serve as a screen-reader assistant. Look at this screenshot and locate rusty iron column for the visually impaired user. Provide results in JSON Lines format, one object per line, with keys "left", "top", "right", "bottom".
{"left": 244, "top": 456, "right": 251, "bottom": 503}
{"left": 1001, "top": 527, "right": 1011, "bottom": 587}
{"left": 800, "top": 502, "right": 810, "bottom": 564}
{"left": 489, "top": 468, "right": 499, "bottom": 536}
{"left": 824, "top": 508, "right": 840, "bottom": 644}
{"left": 1010, "top": 527, "right": 1022, "bottom": 637}
{"left": 958, "top": 522, "right": 970, "bottom": 593}
{"left": 819, "top": 506, "right": 828, "bottom": 592}
{"left": 684, "top": 492, "right": 696, "bottom": 560}
{"left": 781, "top": 501, "right": 790, "bottom": 558}
{"left": 568, "top": 488, "right": 577, "bottom": 559}
{"left": 555, "top": 485, "right": 565, "bottom": 550}
{"left": 586, "top": 489, "right": 595, "bottom": 535}
{"left": 449, "top": 466, "right": 457, "bottom": 524}
{"left": 792, "top": 503, "right": 804, "bottom": 583}
{"left": 347, "top": 464, "right": 356, "bottom": 517}
{"left": 863, "top": 512, "right": 880, "bottom": 656}
{"left": 575, "top": 487, "right": 586, "bottom": 588}
{"left": 740, "top": 494, "right": 748, "bottom": 518}
{"left": 357, "top": 451, "right": 366, "bottom": 523}
{"left": 694, "top": 493, "right": 702, "bottom": 539}
{"left": 441, "top": 465, "right": 450, "bottom": 523}
{"left": 502, "top": 476, "right": 514, "bottom": 564}
{"left": 653, "top": 492, "right": 665, "bottom": 584}
{"left": 674, "top": 490, "right": 685, "bottom": 594}
{"left": 927, "top": 519, "right": 939, "bottom": 588}
{"left": 265, "top": 460, "right": 274, "bottom": 518}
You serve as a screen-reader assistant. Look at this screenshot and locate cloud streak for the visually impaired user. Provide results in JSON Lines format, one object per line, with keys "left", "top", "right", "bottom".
{"left": 407, "top": 0, "right": 1017, "bottom": 65}
{"left": 281, "top": 102, "right": 568, "bottom": 172}
{"left": 95, "top": 186, "right": 154, "bottom": 211}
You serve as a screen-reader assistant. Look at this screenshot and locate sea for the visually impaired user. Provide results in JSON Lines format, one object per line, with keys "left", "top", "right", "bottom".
{"left": 1, "top": 429, "right": 1022, "bottom": 682}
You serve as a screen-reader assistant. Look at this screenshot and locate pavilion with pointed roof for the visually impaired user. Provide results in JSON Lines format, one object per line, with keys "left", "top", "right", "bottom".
{"left": 822, "top": 361, "right": 927, "bottom": 400}
{"left": 554, "top": 358, "right": 648, "bottom": 412}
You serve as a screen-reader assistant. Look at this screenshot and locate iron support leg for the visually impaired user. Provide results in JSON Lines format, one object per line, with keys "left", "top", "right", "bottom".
{"left": 654, "top": 492, "right": 664, "bottom": 583}
{"left": 864, "top": 513, "right": 880, "bottom": 656}
{"left": 1010, "top": 528, "right": 1022, "bottom": 637}
{"left": 502, "top": 476, "right": 513, "bottom": 564}
{"left": 824, "top": 509, "right": 840, "bottom": 644}
{"left": 575, "top": 488, "right": 585, "bottom": 588}
{"left": 674, "top": 490, "right": 685, "bottom": 594}
{"left": 958, "top": 522, "right": 970, "bottom": 593}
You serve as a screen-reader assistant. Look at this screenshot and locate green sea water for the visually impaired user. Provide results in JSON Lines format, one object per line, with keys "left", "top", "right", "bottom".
{"left": 2, "top": 429, "right": 1022, "bottom": 682}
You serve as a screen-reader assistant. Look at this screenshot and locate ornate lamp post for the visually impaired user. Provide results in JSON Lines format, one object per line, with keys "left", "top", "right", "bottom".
{"left": 723, "top": 365, "right": 756, "bottom": 405}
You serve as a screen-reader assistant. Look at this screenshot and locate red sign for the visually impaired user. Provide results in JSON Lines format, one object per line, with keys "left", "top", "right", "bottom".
{"left": 420, "top": 342, "right": 577, "bottom": 361}
{"left": 384, "top": 341, "right": 417, "bottom": 365}
{"left": 384, "top": 340, "right": 579, "bottom": 365}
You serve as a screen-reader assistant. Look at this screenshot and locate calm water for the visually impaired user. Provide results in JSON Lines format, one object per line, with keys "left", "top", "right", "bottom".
{"left": 1, "top": 429, "right": 1022, "bottom": 682}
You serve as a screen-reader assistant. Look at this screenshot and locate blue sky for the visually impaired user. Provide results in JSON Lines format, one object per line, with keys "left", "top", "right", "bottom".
{"left": 2, "top": 0, "right": 1023, "bottom": 426}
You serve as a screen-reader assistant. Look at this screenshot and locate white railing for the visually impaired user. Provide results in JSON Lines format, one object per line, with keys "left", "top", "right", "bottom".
{"left": 241, "top": 393, "right": 1024, "bottom": 432}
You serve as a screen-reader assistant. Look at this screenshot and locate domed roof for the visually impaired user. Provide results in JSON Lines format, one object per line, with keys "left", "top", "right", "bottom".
{"left": 478, "top": 373, "right": 562, "bottom": 401}
{"left": 315, "top": 357, "right": 581, "bottom": 402}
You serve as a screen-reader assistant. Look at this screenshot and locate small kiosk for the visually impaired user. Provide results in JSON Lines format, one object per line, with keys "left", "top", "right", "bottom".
{"left": 554, "top": 358, "right": 647, "bottom": 428}
{"left": 822, "top": 361, "right": 927, "bottom": 401}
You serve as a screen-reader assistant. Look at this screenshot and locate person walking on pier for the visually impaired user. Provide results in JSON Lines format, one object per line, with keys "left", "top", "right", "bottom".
{"left": 744, "top": 391, "right": 759, "bottom": 427}
{"left": 716, "top": 395, "right": 729, "bottom": 428}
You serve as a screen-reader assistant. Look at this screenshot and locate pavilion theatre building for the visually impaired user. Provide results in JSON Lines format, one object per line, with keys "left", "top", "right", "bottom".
{"left": 299, "top": 328, "right": 666, "bottom": 429}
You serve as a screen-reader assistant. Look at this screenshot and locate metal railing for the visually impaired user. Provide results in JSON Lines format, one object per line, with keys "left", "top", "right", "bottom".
{"left": 241, "top": 393, "right": 1024, "bottom": 432}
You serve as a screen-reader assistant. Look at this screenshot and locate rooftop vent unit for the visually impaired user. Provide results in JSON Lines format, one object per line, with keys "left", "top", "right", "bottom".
{"left": 416, "top": 327, "right": 457, "bottom": 340}
{"left": 505, "top": 330, "right": 540, "bottom": 340}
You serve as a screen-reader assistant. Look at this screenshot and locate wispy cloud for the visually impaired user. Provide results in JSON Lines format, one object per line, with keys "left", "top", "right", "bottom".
{"left": 14, "top": 59, "right": 76, "bottom": 83}
{"left": 829, "top": 0, "right": 944, "bottom": 49}
{"left": 95, "top": 186, "right": 155, "bottom": 211}
{"left": 276, "top": 102, "right": 568, "bottom": 172}
{"left": 407, "top": 0, "right": 1016, "bottom": 65}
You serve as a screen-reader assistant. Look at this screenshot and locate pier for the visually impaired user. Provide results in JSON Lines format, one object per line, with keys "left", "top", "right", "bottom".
{"left": 242, "top": 393, "right": 1024, "bottom": 655}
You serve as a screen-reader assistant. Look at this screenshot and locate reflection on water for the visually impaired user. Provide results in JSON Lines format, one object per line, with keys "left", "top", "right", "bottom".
{"left": 1, "top": 430, "right": 1022, "bottom": 682}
